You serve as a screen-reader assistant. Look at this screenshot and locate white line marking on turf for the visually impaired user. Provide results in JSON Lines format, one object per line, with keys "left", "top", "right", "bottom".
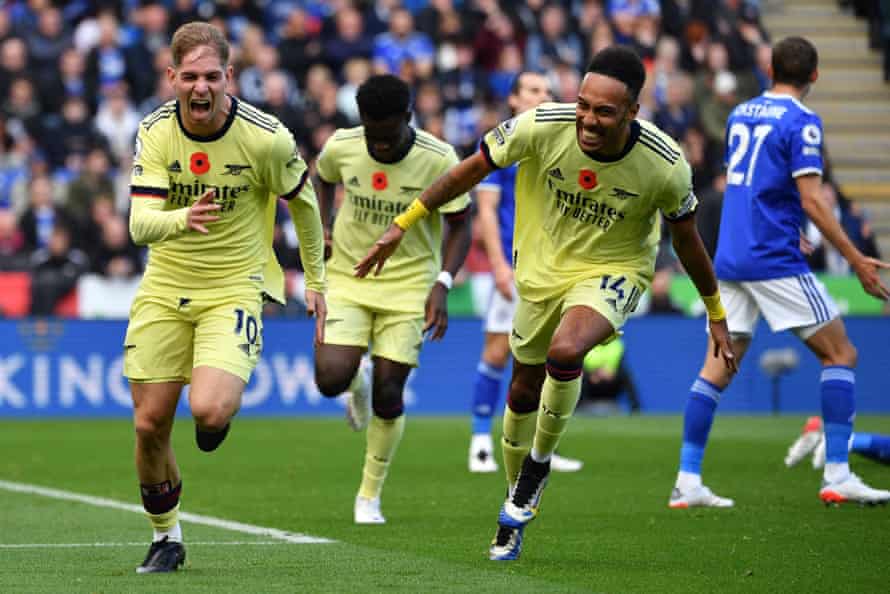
{"left": 0, "top": 542, "right": 294, "bottom": 549}
{"left": 0, "top": 480, "right": 335, "bottom": 545}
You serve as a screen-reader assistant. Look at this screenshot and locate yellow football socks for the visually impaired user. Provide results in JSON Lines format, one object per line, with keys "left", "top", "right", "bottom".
{"left": 501, "top": 407, "right": 537, "bottom": 486}
{"left": 146, "top": 503, "right": 182, "bottom": 542}
{"left": 358, "top": 414, "right": 406, "bottom": 499}
{"left": 533, "top": 375, "right": 582, "bottom": 459}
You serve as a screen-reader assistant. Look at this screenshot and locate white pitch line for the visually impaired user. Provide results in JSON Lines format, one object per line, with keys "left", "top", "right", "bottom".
{"left": 1, "top": 542, "right": 292, "bottom": 549}
{"left": 0, "top": 479, "right": 335, "bottom": 545}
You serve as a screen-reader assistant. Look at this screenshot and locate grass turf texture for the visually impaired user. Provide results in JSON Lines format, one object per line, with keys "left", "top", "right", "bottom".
{"left": 1, "top": 416, "right": 888, "bottom": 593}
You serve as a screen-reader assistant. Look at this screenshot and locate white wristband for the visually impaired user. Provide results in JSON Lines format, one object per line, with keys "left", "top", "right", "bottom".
{"left": 436, "top": 270, "right": 453, "bottom": 290}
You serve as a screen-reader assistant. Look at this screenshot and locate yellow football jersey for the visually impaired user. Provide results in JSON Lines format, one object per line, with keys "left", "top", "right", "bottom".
{"left": 317, "top": 127, "right": 471, "bottom": 314}
{"left": 130, "top": 97, "right": 315, "bottom": 301}
{"left": 481, "top": 102, "right": 696, "bottom": 302}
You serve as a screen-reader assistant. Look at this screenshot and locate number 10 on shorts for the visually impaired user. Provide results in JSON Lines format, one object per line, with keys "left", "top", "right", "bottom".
{"left": 233, "top": 308, "right": 259, "bottom": 345}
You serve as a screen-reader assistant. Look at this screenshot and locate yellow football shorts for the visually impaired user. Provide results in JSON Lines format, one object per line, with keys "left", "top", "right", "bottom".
{"left": 123, "top": 288, "right": 264, "bottom": 384}
{"left": 510, "top": 272, "right": 647, "bottom": 365}
{"left": 324, "top": 297, "right": 424, "bottom": 367}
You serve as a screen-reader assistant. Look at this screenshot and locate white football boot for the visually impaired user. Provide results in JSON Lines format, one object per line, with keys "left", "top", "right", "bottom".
{"left": 811, "top": 435, "right": 826, "bottom": 469}
{"left": 469, "top": 433, "right": 498, "bottom": 473}
{"left": 820, "top": 473, "right": 890, "bottom": 506}
{"left": 669, "top": 485, "right": 735, "bottom": 509}
{"left": 354, "top": 495, "right": 386, "bottom": 524}
{"left": 784, "top": 416, "right": 823, "bottom": 467}
{"left": 550, "top": 453, "right": 583, "bottom": 472}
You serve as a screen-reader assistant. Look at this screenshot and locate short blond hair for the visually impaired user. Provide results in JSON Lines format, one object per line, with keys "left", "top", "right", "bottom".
{"left": 170, "top": 22, "right": 229, "bottom": 68}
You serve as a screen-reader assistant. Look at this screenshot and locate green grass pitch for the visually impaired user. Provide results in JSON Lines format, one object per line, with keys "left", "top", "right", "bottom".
{"left": 1, "top": 416, "right": 888, "bottom": 593}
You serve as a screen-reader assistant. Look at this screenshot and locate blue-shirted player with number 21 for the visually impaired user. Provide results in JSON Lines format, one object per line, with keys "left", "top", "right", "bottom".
{"left": 669, "top": 37, "right": 890, "bottom": 508}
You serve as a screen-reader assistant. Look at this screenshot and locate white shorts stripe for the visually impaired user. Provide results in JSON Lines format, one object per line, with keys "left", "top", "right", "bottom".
{"left": 719, "top": 273, "right": 839, "bottom": 337}
{"left": 798, "top": 275, "right": 824, "bottom": 322}
{"left": 802, "top": 274, "right": 830, "bottom": 322}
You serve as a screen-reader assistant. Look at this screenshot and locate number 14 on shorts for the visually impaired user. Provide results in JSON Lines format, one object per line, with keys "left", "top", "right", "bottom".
{"left": 600, "top": 274, "right": 642, "bottom": 315}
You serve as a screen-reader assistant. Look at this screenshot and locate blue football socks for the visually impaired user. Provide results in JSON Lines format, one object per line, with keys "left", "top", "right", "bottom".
{"left": 679, "top": 377, "right": 723, "bottom": 476}
{"left": 471, "top": 361, "right": 505, "bottom": 435}
{"left": 820, "top": 366, "right": 855, "bottom": 465}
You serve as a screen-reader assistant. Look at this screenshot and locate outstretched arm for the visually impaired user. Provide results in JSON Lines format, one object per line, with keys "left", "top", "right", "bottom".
{"left": 798, "top": 175, "right": 890, "bottom": 300}
{"left": 354, "top": 151, "right": 494, "bottom": 277}
{"left": 669, "top": 214, "right": 738, "bottom": 373}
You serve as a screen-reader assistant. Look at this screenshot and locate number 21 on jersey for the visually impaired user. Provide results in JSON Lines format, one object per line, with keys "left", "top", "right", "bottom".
{"left": 726, "top": 123, "right": 773, "bottom": 186}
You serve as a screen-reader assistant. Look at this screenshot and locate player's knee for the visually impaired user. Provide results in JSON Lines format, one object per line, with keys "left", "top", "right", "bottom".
{"left": 314, "top": 361, "right": 353, "bottom": 397}
{"left": 506, "top": 382, "right": 539, "bottom": 414}
{"left": 134, "top": 412, "right": 172, "bottom": 446}
{"left": 372, "top": 379, "right": 404, "bottom": 420}
{"left": 546, "top": 339, "right": 586, "bottom": 369}
{"left": 315, "top": 375, "right": 351, "bottom": 398}
{"left": 190, "top": 400, "right": 231, "bottom": 432}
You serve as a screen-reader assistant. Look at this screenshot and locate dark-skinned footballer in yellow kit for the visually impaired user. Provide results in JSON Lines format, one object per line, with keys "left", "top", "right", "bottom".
{"left": 313, "top": 74, "right": 471, "bottom": 525}
{"left": 355, "top": 46, "right": 737, "bottom": 561}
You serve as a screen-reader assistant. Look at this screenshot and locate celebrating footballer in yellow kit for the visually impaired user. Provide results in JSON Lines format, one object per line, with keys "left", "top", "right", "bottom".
{"left": 124, "top": 22, "right": 326, "bottom": 573}
{"left": 357, "top": 46, "right": 737, "bottom": 560}
{"left": 314, "top": 74, "right": 471, "bottom": 525}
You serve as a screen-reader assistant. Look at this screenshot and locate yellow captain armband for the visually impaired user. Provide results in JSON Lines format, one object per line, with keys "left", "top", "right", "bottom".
{"left": 393, "top": 198, "right": 429, "bottom": 231}
{"left": 701, "top": 292, "right": 727, "bottom": 322}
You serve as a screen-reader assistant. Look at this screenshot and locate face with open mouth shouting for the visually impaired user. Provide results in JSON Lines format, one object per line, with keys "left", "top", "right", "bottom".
{"left": 168, "top": 44, "right": 232, "bottom": 136}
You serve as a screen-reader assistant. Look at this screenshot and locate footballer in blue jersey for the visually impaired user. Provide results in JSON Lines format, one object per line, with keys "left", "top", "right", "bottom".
{"left": 715, "top": 90, "right": 825, "bottom": 281}
{"left": 671, "top": 37, "right": 890, "bottom": 509}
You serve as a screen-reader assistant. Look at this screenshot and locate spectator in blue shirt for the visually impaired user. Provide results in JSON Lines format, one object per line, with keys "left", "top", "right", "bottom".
{"left": 524, "top": 3, "right": 583, "bottom": 73}
{"left": 372, "top": 7, "right": 434, "bottom": 79}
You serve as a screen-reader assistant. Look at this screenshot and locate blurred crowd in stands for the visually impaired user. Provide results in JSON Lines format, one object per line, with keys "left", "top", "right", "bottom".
{"left": 0, "top": 0, "right": 883, "bottom": 317}
{"left": 845, "top": 0, "right": 890, "bottom": 82}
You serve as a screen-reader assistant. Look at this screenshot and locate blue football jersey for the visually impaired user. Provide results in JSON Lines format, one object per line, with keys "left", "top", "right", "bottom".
{"left": 714, "top": 92, "right": 824, "bottom": 281}
{"left": 477, "top": 164, "right": 517, "bottom": 266}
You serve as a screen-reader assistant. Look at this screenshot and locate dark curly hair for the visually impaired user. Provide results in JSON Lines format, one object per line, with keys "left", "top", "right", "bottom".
{"left": 586, "top": 45, "right": 646, "bottom": 102}
{"left": 356, "top": 75, "right": 412, "bottom": 121}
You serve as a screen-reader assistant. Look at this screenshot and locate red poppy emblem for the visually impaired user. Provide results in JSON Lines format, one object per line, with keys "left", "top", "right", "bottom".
{"left": 578, "top": 169, "right": 597, "bottom": 190}
{"left": 372, "top": 171, "right": 388, "bottom": 191}
{"left": 190, "top": 152, "right": 210, "bottom": 175}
